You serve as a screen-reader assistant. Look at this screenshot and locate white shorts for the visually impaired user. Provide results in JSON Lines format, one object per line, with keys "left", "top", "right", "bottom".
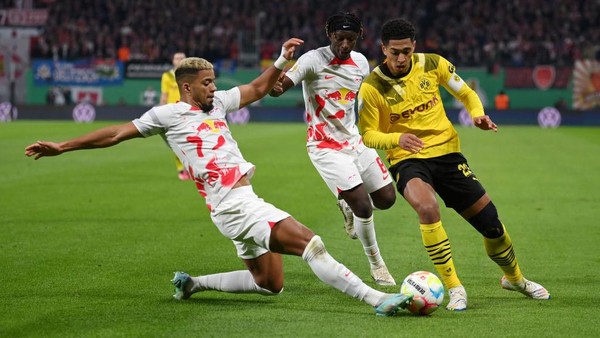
{"left": 210, "top": 185, "right": 290, "bottom": 259}
{"left": 308, "top": 144, "right": 393, "bottom": 197}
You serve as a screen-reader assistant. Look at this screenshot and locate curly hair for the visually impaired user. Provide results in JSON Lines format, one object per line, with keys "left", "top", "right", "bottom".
{"left": 325, "top": 11, "right": 363, "bottom": 37}
{"left": 380, "top": 18, "right": 416, "bottom": 44}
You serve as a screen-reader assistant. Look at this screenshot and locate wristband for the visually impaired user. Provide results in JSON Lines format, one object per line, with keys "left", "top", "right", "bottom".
{"left": 274, "top": 46, "right": 289, "bottom": 70}
{"left": 274, "top": 55, "right": 289, "bottom": 70}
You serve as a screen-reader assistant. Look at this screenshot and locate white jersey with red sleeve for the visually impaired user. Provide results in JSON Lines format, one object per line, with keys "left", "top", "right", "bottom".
{"left": 132, "top": 87, "right": 254, "bottom": 211}
{"left": 285, "top": 46, "right": 370, "bottom": 154}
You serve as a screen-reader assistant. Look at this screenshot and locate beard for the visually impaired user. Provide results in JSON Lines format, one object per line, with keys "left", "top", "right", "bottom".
{"left": 201, "top": 103, "right": 214, "bottom": 113}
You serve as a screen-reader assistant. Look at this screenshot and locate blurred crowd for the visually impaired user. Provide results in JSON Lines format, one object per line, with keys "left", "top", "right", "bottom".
{"left": 26, "top": 0, "right": 599, "bottom": 68}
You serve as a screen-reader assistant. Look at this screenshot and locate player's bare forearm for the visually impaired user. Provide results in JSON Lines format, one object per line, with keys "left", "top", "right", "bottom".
{"left": 269, "top": 73, "right": 292, "bottom": 97}
{"left": 25, "top": 122, "right": 142, "bottom": 160}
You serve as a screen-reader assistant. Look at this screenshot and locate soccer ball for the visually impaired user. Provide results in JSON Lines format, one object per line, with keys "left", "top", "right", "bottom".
{"left": 400, "top": 271, "right": 445, "bottom": 315}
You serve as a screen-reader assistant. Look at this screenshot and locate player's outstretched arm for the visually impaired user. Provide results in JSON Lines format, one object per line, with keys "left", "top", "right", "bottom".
{"left": 473, "top": 115, "right": 498, "bottom": 132}
{"left": 25, "top": 122, "right": 143, "bottom": 160}
{"left": 238, "top": 37, "right": 303, "bottom": 107}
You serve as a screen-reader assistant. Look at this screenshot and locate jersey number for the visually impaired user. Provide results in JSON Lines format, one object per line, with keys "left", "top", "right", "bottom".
{"left": 458, "top": 163, "right": 473, "bottom": 177}
{"left": 376, "top": 157, "right": 388, "bottom": 174}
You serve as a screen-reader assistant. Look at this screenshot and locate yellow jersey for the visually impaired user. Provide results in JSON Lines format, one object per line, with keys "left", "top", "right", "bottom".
{"left": 358, "top": 53, "right": 484, "bottom": 165}
{"left": 161, "top": 69, "right": 180, "bottom": 103}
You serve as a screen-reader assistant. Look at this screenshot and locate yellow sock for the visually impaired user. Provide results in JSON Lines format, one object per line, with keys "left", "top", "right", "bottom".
{"left": 484, "top": 225, "right": 523, "bottom": 284}
{"left": 175, "top": 156, "right": 184, "bottom": 171}
{"left": 420, "top": 221, "right": 461, "bottom": 289}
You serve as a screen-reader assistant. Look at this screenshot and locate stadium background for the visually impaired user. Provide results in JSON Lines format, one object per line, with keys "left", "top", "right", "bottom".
{"left": 0, "top": 0, "right": 599, "bottom": 123}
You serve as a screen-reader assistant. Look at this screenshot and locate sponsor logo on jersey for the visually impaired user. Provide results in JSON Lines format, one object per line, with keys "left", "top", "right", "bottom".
{"left": 448, "top": 65, "right": 455, "bottom": 73}
{"left": 324, "top": 88, "right": 357, "bottom": 104}
{"left": 390, "top": 95, "right": 439, "bottom": 122}
{"left": 196, "top": 119, "right": 229, "bottom": 133}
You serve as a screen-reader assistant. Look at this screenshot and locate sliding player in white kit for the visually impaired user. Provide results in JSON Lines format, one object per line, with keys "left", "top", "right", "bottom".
{"left": 25, "top": 38, "right": 413, "bottom": 317}
{"left": 269, "top": 12, "right": 397, "bottom": 285}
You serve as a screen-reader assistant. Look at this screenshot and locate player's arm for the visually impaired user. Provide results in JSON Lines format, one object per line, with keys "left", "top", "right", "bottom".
{"left": 359, "top": 85, "right": 400, "bottom": 149}
{"left": 359, "top": 84, "right": 424, "bottom": 154}
{"left": 238, "top": 38, "right": 303, "bottom": 107}
{"left": 268, "top": 72, "right": 295, "bottom": 97}
{"left": 439, "top": 58, "right": 497, "bottom": 131}
{"left": 25, "top": 122, "right": 143, "bottom": 160}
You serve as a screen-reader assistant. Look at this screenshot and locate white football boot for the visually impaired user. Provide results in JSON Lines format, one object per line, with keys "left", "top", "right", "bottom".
{"left": 501, "top": 276, "right": 550, "bottom": 299}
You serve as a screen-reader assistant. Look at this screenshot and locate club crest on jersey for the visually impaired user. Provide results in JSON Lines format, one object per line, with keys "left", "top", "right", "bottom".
{"left": 419, "top": 77, "right": 431, "bottom": 90}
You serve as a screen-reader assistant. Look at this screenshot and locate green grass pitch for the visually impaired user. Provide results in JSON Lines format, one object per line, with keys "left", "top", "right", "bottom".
{"left": 1, "top": 121, "right": 599, "bottom": 337}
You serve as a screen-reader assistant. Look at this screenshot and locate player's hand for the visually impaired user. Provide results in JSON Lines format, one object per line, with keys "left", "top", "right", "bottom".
{"left": 473, "top": 115, "right": 498, "bottom": 132}
{"left": 399, "top": 133, "right": 424, "bottom": 154}
{"left": 25, "top": 141, "right": 63, "bottom": 160}
{"left": 281, "top": 38, "right": 304, "bottom": 60}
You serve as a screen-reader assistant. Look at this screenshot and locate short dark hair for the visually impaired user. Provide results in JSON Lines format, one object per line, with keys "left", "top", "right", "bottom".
{"left": 380, "top": 18, "right": 415, "bottom": 45}
{"left": 175, "top": 57, "right": 213, "bottom": 86}
{"left": 325, "top": 11, "right": 363, "bottom": 36}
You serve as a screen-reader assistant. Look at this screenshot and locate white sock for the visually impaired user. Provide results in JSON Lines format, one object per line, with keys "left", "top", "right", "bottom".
{"left": 192, "top": 270, "right": 277, "bottom": 296}
{"left": 354, "top": 215, "right": 385, "bottom": 268}
{"left": 302, "top": 235, "right": 385, "bottom": 306}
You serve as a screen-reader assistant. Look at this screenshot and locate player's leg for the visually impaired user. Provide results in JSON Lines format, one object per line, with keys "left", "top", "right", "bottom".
{"left": 359, "top": 147, "right": 396, "bottom": 211}
{"left": 352, "top": 147, "right": 398, "bottom": 285}
{"left": 172, "top": 186, "right": 287, "bottom": 299}
{"left": 309, "top": 150, "right": 394, "bottom": 285}
{"left": 308, "top": 150, "right": 358, "bottom": 239}
{"left": 391, "top": 158, "right": 465, "bottom": 310}
{"left": 172, "top": 252, "right": 284, "bottom": 300}
{"left": 270, "top": 216, "right": 412, "bottom": 315}
{"left": 460, "top": 194, "right": 550, "bottom": 300}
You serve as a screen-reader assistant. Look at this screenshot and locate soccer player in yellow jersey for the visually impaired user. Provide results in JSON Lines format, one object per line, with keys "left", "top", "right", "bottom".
{"left": 357, "top": 18, "right": 550, "bottom": 311}
{"left": 161, "top": 52, "right": 191, "bottom": 180}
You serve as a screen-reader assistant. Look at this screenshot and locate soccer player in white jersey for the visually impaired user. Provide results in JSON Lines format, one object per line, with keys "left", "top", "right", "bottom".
{"left": 25, "top": 38, "right": 413, "bottom": 317}
{"left": 269, "top": 12, "right": 397, "bottom": 286}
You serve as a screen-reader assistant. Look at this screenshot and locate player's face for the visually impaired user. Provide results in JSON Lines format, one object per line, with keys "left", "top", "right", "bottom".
{"left": 329, "top": 30, "right": 359, "bottom": 60}
{"left": 173, "top": 53, "right": 186, "bottom": 68}
{"left": 382, "top": 39, "right": 416, "bottom": 76}
{"left": 184, "top": 69, "right": 217, "bottom": 112}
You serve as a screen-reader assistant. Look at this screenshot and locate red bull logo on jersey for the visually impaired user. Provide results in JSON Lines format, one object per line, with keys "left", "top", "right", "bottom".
{"left": 390, "top": 95, "right": 439, "bottom": 123}
{"left": 196, "top": 119, "right": 229, "bottom": 133}
{"left": 324, "top": 88, "right": 357, "bottom": 105}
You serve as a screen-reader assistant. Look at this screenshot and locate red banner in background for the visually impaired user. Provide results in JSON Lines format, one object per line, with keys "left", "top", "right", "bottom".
{"left": 504, "top": 67, "right": 571, "bottom": 89}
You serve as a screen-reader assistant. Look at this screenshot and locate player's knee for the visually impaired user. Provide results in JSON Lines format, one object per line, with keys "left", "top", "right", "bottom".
{"left": 372, "top": 193, "right": 396, "bottom": 210}
{"left": 352, "top": 200, "right": 373, "bottom": 218}
{"left": 467, "top": 202, "right": 504, "bottom": 238}
{"left": 415, "top": 202, "right": 440, "bottom": 222}
{"left": 301, "top": 235, "right": 326, "bottom": 262}
{"left": 371, "top": 185, "right": 396, "bottom": 210}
